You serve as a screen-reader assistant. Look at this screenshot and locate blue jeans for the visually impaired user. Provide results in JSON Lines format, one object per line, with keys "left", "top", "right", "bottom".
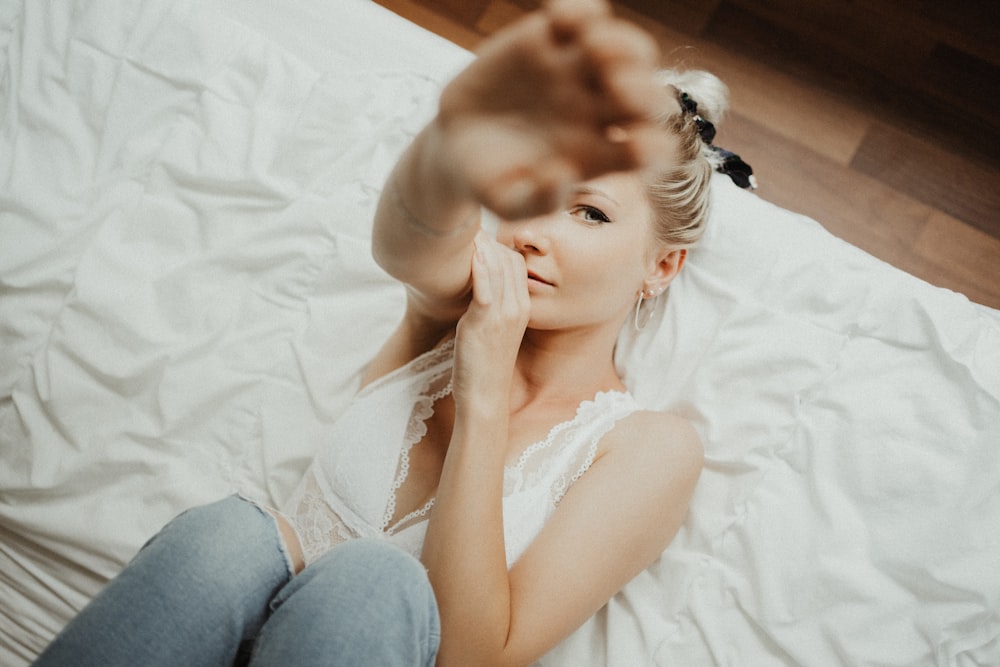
{"left": 33, "top": 496, "right": 440, "bottom": 666}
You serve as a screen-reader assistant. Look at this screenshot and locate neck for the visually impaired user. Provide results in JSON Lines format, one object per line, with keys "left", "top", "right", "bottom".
{"left": 510, "top": 322, "right": 626, "bottom": 411}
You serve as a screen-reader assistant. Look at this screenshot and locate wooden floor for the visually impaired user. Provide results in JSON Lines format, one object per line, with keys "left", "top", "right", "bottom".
{"left": 373, "top": 0, "right": 1000, "bottom": 309}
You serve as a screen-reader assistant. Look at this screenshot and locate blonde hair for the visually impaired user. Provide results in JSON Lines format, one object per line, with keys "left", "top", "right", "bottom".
{"left": 644, "top": 69, "right": 729, "bottom": 250}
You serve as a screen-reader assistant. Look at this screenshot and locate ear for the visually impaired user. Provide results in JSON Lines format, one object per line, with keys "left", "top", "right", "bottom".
{"left": 641, "top": 247, "right": 686, "bottom": 296}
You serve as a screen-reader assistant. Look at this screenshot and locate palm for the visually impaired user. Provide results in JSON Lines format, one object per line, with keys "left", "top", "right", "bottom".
{"left": 437, "top": 1, "right": 671, "bottom": 220}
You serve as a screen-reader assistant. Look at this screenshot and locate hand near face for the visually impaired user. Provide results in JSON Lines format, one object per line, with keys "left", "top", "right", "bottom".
{"left": 437, "top": 0, "right": 673, "bottom": 221}
{"left": 452, "top": 232, "right": 531, "bottom": 406}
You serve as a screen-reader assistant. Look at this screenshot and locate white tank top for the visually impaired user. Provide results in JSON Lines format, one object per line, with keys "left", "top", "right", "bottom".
{"left": 282, "top": 340, "right": 640, "bottom": 568}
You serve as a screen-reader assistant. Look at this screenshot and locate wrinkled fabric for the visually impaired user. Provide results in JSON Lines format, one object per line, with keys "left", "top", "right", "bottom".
{"left": 1, "top": 0, "right": 998, "bottom": 666}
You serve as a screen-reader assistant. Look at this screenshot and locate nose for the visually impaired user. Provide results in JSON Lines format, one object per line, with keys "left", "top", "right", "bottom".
{"left": 503, "top": 215, "right": 553, "bottom": 256}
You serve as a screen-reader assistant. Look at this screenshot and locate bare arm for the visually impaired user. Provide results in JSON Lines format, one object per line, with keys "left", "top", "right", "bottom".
{"left": 371, "top": 126, "right": 482, "bottom": 322}
{"left": 427, "top": 387, "right": 702, "bottom": 665}
{"left": 420, "top": 232, "right": 530, "bottom": 664}
{"left": 497, "top": 411, "right": 702, "bottom": 665}
{"left": 418, "top": 232, "right": 702, "bottom": 666}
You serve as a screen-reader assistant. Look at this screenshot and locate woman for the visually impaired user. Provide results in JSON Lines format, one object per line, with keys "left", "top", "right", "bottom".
{"left": 34, "top": 0, "right": 717, "bottom": 665}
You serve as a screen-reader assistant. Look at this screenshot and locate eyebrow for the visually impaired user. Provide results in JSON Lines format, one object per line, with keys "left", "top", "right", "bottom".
{"left": 573, "top": 184, "right": 619, "bottom": 206}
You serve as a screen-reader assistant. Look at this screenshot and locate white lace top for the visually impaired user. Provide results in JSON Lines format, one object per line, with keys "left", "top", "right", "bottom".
{"left": 281, "top": 340, "right": 640, "bottom": 568}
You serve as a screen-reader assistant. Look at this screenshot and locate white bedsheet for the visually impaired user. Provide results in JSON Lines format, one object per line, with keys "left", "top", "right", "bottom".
{"left": 1, "top": 1, "right": 998, "bottom": 665}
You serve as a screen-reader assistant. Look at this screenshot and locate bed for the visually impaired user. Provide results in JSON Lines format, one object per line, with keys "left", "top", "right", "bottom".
{"left": 2, "top": 0, "right": 998, "bottom": 664}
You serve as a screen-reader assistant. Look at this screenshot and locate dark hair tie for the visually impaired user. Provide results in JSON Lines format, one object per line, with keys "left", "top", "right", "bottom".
{"left": 679, "top": 92, "right": 717, "bottom": 144}
{"left": 679, "top": 91, "right": 757, "bottom": 190}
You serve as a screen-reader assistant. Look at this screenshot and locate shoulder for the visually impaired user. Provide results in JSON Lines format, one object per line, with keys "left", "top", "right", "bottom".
{"left": 555, "top": 408, "right": 701, "bottom": 564}
{"left": 608, "top": 409, "right": 701, "bottom": 452}
{"left": 601, "top": 409, "right": 703, "bottom": 488}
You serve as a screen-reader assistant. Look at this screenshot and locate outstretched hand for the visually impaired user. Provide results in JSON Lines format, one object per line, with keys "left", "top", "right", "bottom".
{"left": 436, "top": 0, "right": 674, "bottom": 220}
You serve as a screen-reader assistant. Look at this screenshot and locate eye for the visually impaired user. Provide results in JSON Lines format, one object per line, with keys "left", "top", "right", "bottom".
{"left": 569, "top": 205, "right": 611, "bottom": 225}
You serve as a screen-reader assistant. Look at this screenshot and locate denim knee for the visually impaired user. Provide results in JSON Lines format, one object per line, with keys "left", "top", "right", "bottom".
{"left": 34, "top": 496, "right": 294, "bottom": 667}
{"left": 323, "top": 539, "right": 434, "bottom": 599}
{"left": 315, "top": 539, "right": 438, "bottom": 624}
{"left": 146, "top": 495, "right": 295, "bottom": 596}
{"left": 250, "top": 539, "right": 440, "bottom": 667}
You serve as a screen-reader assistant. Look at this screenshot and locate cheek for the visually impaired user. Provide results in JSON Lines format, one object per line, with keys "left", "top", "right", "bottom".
{"left": 563, "top": 251, "right": 643, "bottom": 310}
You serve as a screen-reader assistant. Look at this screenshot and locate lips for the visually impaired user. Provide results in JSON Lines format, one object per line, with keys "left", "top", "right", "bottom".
{"left": 526, "top": 270, "right": 553, "bottom": 286}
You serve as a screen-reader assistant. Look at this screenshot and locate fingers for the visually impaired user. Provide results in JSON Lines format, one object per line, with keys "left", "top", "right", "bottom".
{"left": 549, "top": 4, "right": 672, "bottom": 172}
{"left": 547, "top": 0, "right": 611, "bottom": 43}
{"left": 454, "top": 234, "right": 528, "bottom": 401}
{"left": 618, "top": 123, "right": 677, "bottom": 172}
{"left": 471, "top": 232, "right": 529, "bottom": 312}
{"left": 479, "top": 159, "right": 579, "bottom": 221}
{"left": 502, "top": 243, "right": 530, "bottom": 313}
{"left": 439, "top": 1, "right": 672, "bottom": 220}
{"left": 598, "top": 61, "right": 669, "bottom": 126}
{"left": 553, "top": 3, "right": 664, "bottom": 124}
{"left": 470, "top": 232, "right": 493, "bottom": 305}
{"left": 476, "top": 129, "right": 671, "bottom": 220}
{"left": 578, "top": 15, "right": 659, "bottom": 74}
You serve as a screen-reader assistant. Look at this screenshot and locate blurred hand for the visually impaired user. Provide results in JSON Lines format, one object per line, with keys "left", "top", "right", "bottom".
{"left": 436, "top": 0, "right": 673, "bottom": 220}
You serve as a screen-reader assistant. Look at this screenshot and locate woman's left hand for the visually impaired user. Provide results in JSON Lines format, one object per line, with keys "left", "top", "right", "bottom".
{"left": 435, "top": 0, "right": 671, "bottom": 221}
{"left": 452, "top": 232, "right": 530, "bottom": 409}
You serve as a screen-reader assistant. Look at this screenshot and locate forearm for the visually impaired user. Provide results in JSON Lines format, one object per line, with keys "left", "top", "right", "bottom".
{"left": 421, "top": 401, "right": 514, "bottom": 666}
{"left": 371, "top": 121, "right": 481, "bottom": 296}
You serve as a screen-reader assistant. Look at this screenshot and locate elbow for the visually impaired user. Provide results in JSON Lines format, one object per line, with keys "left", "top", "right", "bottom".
{"left": 433, "top": 619, "right": 527, "bottom": 667}
{"left": 435, "top": 649, "right": 526, "bottom": 667}
{"left": 370, "top": 199, "right": 402, "bottom": 278}
{"left": 370, "top": 228, "right": 394, "bottom": 276}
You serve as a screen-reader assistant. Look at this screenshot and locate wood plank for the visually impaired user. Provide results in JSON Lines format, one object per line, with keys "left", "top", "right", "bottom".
{"left": 913, "top": 211, "right": 1000, "bottom": 309}
{"left": 611, "top": 0, "right": 721, "bottom": 37}
{"left": 476, "top": 0, "right": 529, "bottom": 35}
{"left": 611, "top": 4, "right": 870, "bottom": 167}
{"left": 721, "top": 0, "right": 936, "bottom": 79}
{"left": 372, "top": 0, "right": 484, "bottom": 50}
{"left": 722, "top": 112, "right": 1000, "bottom": 308}
{"left": 887, "top": 0, "right": 1000, "bottom": 66}
{"left": 851, "top": 122, "right": 1000, "bottom": 241}
{"left": 699, "top": 0, "right": 1000, "bottom": 168}
{"left": 924, "top": 43, "right": 1000, "bottom": 133}
{"left": 722, "top": 113, "right": 925, "bottom": 260}
{"left": 429, "top": 0, "right": 492, "bottom": 26}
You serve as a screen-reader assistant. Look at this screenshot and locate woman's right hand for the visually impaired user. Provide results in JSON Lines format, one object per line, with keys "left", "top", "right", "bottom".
{"left": 435, "top": 0, "right": 674, "bottom": 220}
{"left": 451, "top": 232, "right": 530, "bottom": 411}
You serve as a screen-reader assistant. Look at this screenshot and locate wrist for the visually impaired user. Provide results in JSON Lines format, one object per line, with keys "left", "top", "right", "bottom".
{"left": 453, "top": 386, "right": 509, "bottom": 431}
{"left": 391, "top": 127, "right": 480, "bottom": 236}
{"left": 389, "top": 174, "right": 477, "bottom": 238}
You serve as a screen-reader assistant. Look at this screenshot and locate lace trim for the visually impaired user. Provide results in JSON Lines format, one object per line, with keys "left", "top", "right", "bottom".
{"left": 386, "top": 498, "right": 436, "bottom": 536}
{"left": 284, "top": 467, "right": 360, "bottom": 565}
{"left": 290, "top": 335, "right": 638, "bottom": 566}
{"left": 552, "top": 428, "right": 600, "bottom": 506}
{"left": 359, "top": 338, "right": 455, "bottom": 400}
{"left": 377, "top": 368, "right": 633, "bottom": 536}
{"left": 379, "top": 361, "right": 453, "bottom": 534}
{"left": 504, "top": 390, "right": 634, "bottom": 497}
{"left": 508, "top": 389, "right": 630, "bottom": 472}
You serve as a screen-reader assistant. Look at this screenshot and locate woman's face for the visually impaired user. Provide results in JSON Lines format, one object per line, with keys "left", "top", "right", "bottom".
{"left": 495, "top": 171, "right": 671, "bottom": 332}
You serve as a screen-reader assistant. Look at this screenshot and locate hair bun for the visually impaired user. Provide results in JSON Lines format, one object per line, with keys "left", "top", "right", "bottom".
{"left": 657, "top": 69, "right": 729, "bottom": 127}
